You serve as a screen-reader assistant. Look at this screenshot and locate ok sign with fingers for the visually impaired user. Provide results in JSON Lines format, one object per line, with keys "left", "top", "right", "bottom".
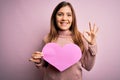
{"left": 83, "top": 22, "right": 99, "bottom": 45}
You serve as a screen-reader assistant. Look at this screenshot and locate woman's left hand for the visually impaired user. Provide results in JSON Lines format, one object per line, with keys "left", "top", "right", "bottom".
{"left": 83, "top": 22, "right": 98, "bottom": 45}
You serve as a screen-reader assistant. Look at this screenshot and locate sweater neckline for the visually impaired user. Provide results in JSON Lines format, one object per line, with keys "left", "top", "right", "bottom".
{"left": 58, "top": 30, "right": 72, "bottom": 37}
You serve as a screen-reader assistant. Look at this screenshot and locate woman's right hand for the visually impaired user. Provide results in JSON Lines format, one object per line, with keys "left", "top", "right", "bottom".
{"left": 29, "top": 51, "right": 43, "bottom": 64}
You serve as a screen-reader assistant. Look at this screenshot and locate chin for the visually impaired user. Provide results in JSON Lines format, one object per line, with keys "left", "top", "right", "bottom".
{"left": 60, "top": 29, "right": 70, "bottom": 31}
{"left": 59, "top": 27, "right": 70, "bottom": 30}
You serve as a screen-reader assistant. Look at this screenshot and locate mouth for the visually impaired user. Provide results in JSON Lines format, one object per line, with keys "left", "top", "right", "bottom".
{"left": 60, "top": 21, "right": 69, "bottom": 26}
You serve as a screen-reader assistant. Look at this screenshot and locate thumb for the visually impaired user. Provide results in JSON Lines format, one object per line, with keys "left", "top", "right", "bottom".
{"left": 83, "top": 31, "right": 91, "bottom": 43}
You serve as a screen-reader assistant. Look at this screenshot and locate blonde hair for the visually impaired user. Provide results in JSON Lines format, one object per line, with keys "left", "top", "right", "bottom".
{"left": 46, "top": 1, "right": 84, "bottom": 52}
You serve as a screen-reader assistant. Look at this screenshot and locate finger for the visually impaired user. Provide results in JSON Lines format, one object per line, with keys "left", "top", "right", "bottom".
{"left": 93, "top": 24, "right": 98, "bottom": 34}
{"left": 85, "top": 31, "right": 91, "bottom": 36}
{"left": 34, "top": 51, "right": 41, "bottom": 54}
{"left": 33, "top": 59, "right": 40, "bottom": 63}
{"left": 32, "top": 52, "right": 43, "bottom": 58}
{"left": 84, "top": 30, "right": 92, "bottom": 40}
{"left": 83, "top": 31, "right": 89, "bottom": 36}
{"left": 95, "top": 27, "right": 99, "bottom": 34}
{"left": 93, "top": 23, "right": 96, "bottom": 32}
{"left": 31, "top": 51, "right": 40, "bottom": 57}
{"left": 29, "top": 58, "right": 36, "bottom": 62}
{"left": 33, "top": 53, "right": 43, "bottom": 59}
{"left": 29, "top": 58, "right": 33, "bottom": 61}
{"left": 89, "top": 22, "right": 92, "bottom": 31}
{"left": 29, "top": 58, "right": 40, "bottom": 63}
{"left": 40, "top": 52, "right": 44, "bottom": 56}
{"left": 34, "top": 55, "right": 43, "bottom": 59}
{"left": 83, "top": 31, "right": 91, "bottom": 41}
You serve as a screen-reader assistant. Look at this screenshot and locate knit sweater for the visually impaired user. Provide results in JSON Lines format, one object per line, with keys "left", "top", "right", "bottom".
{"left": 39, "top": 31, "right": 97, "bottom": 80}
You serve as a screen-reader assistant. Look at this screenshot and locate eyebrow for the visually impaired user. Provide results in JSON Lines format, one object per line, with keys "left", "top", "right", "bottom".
{"left": 57, "top": 11, "right": 72, "bottom": 14}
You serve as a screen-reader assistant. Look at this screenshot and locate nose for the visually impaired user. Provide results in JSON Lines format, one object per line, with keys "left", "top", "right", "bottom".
{"left": 62, "top": 15, "right": 67, "bottom": 20}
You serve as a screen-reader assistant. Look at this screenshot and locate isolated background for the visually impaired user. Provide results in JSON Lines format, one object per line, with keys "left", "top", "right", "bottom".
{"left": 0, "top": 0, "right": 120, "bottom": 80}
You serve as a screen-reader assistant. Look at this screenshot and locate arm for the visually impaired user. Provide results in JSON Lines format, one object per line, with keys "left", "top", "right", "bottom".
{"left": 80, "top": 37, "right": 97, "bottom": 71}
{"left": 35, "top": 35, "right": 49, "bottom": 69}
{"left": 80, "top": 22, "right": 98, "bottom": 71}
{"left": 30, "top": 35, "right": 49, "bottom": 69}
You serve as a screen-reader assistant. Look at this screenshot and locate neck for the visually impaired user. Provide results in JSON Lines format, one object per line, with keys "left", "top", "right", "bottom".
{"left": 58, "top": 30, "right": 72, "bottom": 36}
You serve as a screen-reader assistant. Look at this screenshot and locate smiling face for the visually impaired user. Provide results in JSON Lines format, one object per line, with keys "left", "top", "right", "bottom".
{"left": 56, "top": 6, "right": 73, "bottom": 31}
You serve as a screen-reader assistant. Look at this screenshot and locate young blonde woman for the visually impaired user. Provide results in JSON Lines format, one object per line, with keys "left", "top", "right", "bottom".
{"left": 30, "top": 1, "right": 98, "bottom": 80}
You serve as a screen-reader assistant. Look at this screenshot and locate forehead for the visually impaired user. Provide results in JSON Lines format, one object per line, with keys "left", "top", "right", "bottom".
{"left": 58, "top": 6, "right": 72, "bottom": 13}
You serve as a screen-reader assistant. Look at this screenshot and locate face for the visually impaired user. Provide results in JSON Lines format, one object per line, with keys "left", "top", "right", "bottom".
{"left": 56, "top": 6, "right": 73, "bottom": 31}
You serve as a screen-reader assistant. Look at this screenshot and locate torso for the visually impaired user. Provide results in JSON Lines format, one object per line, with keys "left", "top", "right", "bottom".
{"left": 43, "top": 31, "right": 83, "bottom": 80}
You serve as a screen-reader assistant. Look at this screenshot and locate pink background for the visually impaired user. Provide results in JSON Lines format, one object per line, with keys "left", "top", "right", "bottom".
{"left": 0, "top": 0, "right": 120, "bottom": 80}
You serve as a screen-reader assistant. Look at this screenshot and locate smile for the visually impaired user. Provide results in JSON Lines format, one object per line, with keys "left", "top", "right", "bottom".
{"left": 60, "top": 22, "right": 69, "bottom": 26}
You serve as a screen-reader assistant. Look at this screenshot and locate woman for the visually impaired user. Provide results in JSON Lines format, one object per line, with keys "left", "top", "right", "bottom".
{"left": 30, "top": 1, "right": 98, "bottom": 80}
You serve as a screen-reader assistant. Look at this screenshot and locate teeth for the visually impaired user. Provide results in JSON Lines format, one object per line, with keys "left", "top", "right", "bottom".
{"left": 61, "top": 22, "right": 68, "bottom": 26}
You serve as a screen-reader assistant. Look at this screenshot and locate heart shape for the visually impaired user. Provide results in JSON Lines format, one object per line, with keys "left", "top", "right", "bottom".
{"left": 42, "top": 43, "right": 82, "bottom": 72}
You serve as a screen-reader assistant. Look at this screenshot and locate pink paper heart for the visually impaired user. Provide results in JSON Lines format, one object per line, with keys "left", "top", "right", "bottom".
{"left": 42, "top": 43, "right": 82, "bottom": 72}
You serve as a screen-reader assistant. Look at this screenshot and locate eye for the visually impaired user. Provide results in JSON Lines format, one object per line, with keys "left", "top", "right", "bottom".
{"left": 57, "top": 13, "right": 63, "bottom": 16}
{"left": 68, "top": 14, "right": 72, "bottom": 16}
{"left": 67, "top": 13, "right": 72, "bottom": 17}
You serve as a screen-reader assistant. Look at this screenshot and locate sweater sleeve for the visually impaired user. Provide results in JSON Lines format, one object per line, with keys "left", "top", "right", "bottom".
{"left": 80, "top": 37, "right": 97, "bottom": 71}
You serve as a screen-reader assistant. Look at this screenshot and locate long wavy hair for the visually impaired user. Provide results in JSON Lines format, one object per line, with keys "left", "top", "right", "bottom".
{"left": 46, "top": 1, "right": 84, "bottom": 52}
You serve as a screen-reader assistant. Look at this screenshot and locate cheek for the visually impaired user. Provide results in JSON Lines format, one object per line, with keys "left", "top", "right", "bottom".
{"left": 56, "top": 15, "right": 61, "bottom": 20}
{"left": 70, "top": 18, "right": 73, "bottom": 23}
{"left": 56, "top": 17, "right": 61, "bottom": 24}
{"left": 56, "top": 19, "right": 61, "bottom": 28}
